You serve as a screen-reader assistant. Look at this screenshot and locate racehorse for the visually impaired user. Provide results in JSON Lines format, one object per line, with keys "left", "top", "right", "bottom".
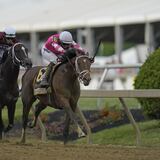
{"left": 20, "top": 48, "right": 94, "bottom": 144}
{"left": 0, "top": 43, "right": 32, "bottom": 139}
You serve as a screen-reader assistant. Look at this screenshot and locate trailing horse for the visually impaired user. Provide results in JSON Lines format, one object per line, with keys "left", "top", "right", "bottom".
{"left": 20, "top": 48, "right": 94, "bottom": 144}
{"left": 0, "top": 43, "right": 32, "bottom": 139}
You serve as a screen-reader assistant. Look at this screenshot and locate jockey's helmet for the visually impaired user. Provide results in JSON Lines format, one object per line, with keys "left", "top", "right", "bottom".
{"left": 3, "top": 26, "right": 16, "bottom": 38}
{"left": 59, "top": 31, "right": 73, "bottom": 44}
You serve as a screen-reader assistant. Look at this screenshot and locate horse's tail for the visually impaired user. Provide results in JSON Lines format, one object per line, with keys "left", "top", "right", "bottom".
{"left": 19, "top": 68, "right": 32, "bottom": 97}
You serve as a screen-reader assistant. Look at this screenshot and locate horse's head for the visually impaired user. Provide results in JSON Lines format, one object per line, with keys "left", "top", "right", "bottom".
{"left": 10, "top": 43, "right": 32, "bottom": 69}
{"left": 61, "top": 48, "right": 94, "bottom": 86}
{"left": 74, "top": 51, "right": 94, "bottom": 86}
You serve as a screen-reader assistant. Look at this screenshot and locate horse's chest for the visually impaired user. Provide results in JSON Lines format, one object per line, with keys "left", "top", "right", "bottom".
{"left": 0, "top": 89, "right": 19, "bottom": 104}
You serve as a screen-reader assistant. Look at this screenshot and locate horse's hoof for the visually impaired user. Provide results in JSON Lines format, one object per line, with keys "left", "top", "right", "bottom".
{"left": 16, "top": 141, "right": 25, "bottom": 145}
{"left": 78, "top": 132, "right": 86, "bottom": 138}
{"left": 63, "top": 139, "right": 68, "bottom": 145}
{"left": 4, "top": 124, "right": 13, "bottom": 133}
{"left": 27, "top": 121, "right": 34, "bottom": 128}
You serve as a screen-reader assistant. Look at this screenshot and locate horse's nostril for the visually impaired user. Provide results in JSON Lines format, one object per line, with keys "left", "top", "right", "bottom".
{"left": 83, "top": 77, "right": 91, "bottom": 86}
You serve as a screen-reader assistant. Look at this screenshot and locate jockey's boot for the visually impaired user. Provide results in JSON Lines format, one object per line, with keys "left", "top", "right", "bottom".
{"left": 38, "top": 62, "right": 55, "bottom": 88}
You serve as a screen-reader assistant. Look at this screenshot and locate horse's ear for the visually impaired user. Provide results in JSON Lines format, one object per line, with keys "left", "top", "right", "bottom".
{"left": 85, "top": 52, "right": 89, "bottom": 56}
{"left": 89, "top": 57, "right": 94, "bottom": 63}
{"left": 76, "top": 50, "right": 87, "bottom": 56}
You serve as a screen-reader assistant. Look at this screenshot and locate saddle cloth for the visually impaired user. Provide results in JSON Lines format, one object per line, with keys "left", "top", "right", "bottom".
{"left": 34, "top": 67, "right": 52, "bottom": 96}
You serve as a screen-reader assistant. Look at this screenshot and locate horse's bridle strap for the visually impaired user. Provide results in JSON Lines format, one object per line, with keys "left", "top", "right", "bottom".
{"left": 75, "top": 55, "right": 90, "bottom": 82}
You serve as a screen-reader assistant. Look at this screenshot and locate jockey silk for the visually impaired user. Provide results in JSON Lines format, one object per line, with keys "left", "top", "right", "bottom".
{"left": 44, "top": 33, "right": 85, "bottom": 56}
{"left": 0, "top": 32, "right": 19, "bottom": 63}
{"left": 0, "top": 32, "right": 18, "bottom": 45}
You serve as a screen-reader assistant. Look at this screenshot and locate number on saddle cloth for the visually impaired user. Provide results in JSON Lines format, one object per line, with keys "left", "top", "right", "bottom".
{"left": 35, "top": 68, "right": 47, "bottom": 84}
{"left": 34, "top": 67, "right": 52, "bottom": 96}
{"left": 34, "top": 67, "right": 48, "bottom": 95}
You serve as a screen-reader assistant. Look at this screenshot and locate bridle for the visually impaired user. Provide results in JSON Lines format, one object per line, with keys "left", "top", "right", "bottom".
{"left": 11, "top": 42, "right": 28, "bottom": 66}
{"left": 75, "top": 55, "right": 91, "bottom": 82}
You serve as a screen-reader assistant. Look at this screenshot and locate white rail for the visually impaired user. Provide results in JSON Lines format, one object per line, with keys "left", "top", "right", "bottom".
{"left": 81, "top": 89, "right": 160, "bottom": 98}
{"left": 80, "top": 89, "right": 160, "bottom": 146}
{"left": 91, "top": 63, "right": 142, "bottom": 69}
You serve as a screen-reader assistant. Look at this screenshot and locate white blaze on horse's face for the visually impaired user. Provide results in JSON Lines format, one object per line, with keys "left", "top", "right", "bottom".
{"left": 75, "top": 55, "right": 91, "bottom": 86}
{"left": 21, "top": 46, "right": 27, "bottom": 57}
{"left": 83, "top": 59, "right": 87, "bottom": 63}
{"left": 11, "top": 43, "right": 32, "bottom": 68}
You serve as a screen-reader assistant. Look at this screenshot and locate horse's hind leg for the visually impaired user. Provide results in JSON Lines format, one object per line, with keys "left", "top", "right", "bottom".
{"left": 28, "top": 101, "right": 47, "bottom": 142}
{"left": 20, "top": 98, "right": 35, "bottom": 143}
{"left": 0, "top": 108, "right": 4, "bottom": 139}
{"left": 28, "top": 101, "right": 46, "bottom": 128}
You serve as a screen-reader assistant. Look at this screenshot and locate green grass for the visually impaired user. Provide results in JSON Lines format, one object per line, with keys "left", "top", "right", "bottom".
{"left": 78, "top": 97, "right": 140, "bottom": 110}
{"left": 76, "top": 120, "right": 160, "bottom": 147}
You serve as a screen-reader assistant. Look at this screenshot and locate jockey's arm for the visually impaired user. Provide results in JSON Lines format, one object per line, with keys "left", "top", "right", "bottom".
{"left": 51, "top": 42, "right": 65, "bottom": 55}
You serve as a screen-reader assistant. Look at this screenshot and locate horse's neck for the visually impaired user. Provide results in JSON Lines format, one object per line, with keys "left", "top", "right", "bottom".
{"left": 2, "top": 55, "right": 20, "bottom": 82}
{"left": 63, "top": 63, "right": 77, "bottom": 79}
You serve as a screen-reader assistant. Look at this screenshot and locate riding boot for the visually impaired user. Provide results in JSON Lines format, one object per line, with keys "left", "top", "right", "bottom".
{"left": 39, "top": 62, "right": 55, "bottom": 87}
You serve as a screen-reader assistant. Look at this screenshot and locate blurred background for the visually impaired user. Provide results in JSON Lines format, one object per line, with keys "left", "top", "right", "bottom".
{"left": 1, "top": 0, "right": 160, "bottom": 90}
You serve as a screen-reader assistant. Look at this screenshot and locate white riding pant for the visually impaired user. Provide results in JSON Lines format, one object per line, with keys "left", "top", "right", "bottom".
{"left": 41, "top": 46, "right": 58, "bottom": 65}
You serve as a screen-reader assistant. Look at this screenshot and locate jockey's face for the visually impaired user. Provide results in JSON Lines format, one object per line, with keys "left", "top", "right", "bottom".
{"left": 61, "top": 42, "right": 71, "bottom": 49}
{"left": 6, "top": 37, "right": 14, "bottom": 45}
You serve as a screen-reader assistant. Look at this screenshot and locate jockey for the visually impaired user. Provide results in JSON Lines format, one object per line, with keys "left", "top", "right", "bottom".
{"left": 0, "top": 26, "right": 18, "bottom": 64}
{"left": 39, "top": 31, "right": 86, "bottom": 87}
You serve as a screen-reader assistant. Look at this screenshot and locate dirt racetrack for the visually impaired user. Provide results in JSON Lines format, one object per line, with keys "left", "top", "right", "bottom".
{"left": 0, "top": 139, "right": 160, "bottom": 160}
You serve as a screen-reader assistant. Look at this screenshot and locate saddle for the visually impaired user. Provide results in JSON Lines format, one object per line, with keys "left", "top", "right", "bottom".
{"left": 34, "top": 64, "right": 58, "bottom": 96}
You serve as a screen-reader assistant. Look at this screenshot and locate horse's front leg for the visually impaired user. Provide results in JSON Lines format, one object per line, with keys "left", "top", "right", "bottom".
{"left": 75, "top": 106, "right": 92, "bottom": 144}
{"left": 63, "top": 101, "right": 82, "bottom": 144}
{"left": 4, "top": 101, "right": 16, "bottom": 132}
{"left": 0, "top": 108, "right": 4, "bottom": 139}
{"left": 63, "top": 108, "right": 85, "bottom": 144}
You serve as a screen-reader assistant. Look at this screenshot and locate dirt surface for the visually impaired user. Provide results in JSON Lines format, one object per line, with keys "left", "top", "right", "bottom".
{"left": 0, "top": 139, "right": 160, "bottom": 160}
{"left": 0, "top": 109, "right": 159, "bottom": 160}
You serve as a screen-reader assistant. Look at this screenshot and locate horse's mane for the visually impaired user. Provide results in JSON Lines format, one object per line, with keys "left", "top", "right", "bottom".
{"left": 60, "top": 48, "right": 77, "bottom": 63}
{"left": 46, "top": 49, "right": 78, "bottom": 85}
{"left": 0, "top": 50, "right": 10, "bottom": 65}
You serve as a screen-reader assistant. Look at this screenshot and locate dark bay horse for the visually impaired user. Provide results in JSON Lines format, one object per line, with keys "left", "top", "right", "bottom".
{"left": 20, "top": 49, "right": 94, "bottom": 144}
{"left": 0, "top": 43, "right": 32, "bottom": 139}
